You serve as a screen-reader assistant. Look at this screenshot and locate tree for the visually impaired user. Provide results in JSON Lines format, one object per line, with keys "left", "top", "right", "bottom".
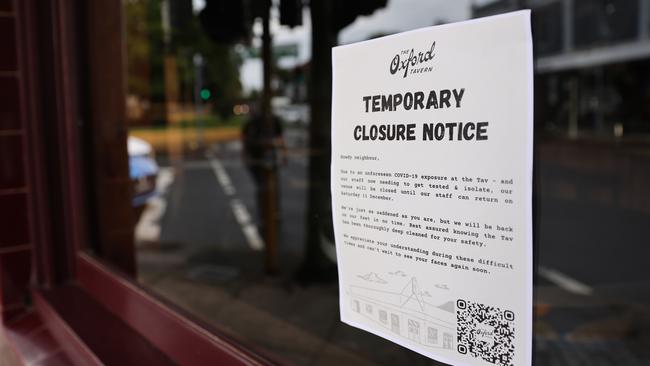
{"left": 298, "top": 0, "right": 388, "bottom": 282}
{"left": 124, "top": 0, "right": 243, "bottom": 124}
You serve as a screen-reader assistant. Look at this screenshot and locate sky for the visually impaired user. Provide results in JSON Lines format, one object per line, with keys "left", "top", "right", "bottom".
{"left": 340, "top": 0, "right": 472, "bottom": 44}
{"left": 193, "top": 0, "right": 494, "bottom": 94}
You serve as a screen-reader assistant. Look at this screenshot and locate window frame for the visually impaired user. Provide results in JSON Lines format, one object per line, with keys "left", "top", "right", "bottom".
{"left": 18, "top": 0, "right": 274, "bottom": 364}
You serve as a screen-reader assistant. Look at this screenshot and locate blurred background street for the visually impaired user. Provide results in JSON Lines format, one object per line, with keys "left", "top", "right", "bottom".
{"left": 127, "top": 125, "right": 650, "bottom": 365}
{"left": 114, "top": 0, "right": 650, "bottom": 364}
{"left": 3, "top": 0, "right": 650, "bottom": 364}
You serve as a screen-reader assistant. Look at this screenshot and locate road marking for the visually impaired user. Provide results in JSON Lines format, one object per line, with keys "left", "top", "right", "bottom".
{"left": 230, "top": 199, "right": 264, "bottom": 251}
{"left": 230, "top": 198, "right": 251, "bottom": 222}
{"left": 209, "top": 158, "right": 236, "bottom": 196}
{"left": 135, "top": 167, "right": 174, "bottom": 244}
{"left": 208, "top": 155, "right": 264, "bottom": 251}
{"left": 241, "top": 223, "right": 265, "bottom": 251}
{"left": 538, "top": 266, "right": 593, "bottom": 296}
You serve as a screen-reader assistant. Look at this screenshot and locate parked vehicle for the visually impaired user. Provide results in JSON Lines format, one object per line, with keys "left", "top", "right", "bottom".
{"left": 128, "top": 136, "right": 159, "bottom": 220}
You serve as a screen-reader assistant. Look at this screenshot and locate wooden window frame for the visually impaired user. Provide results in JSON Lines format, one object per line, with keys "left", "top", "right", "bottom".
{"left": 15, "top": 0, "right": 273, "bottom": 364}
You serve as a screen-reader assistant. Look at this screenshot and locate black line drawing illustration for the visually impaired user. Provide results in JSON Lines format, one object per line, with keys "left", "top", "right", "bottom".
{"left": 349, "top": 271, "right": 456, "bottom": 350}
{"left": 388, "top": 270, "right": 408, "bottom": 277}
{"left": 357, "top": 272, "right": 388, "bottom": 284}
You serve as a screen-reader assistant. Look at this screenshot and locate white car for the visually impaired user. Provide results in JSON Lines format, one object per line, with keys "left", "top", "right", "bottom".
{"left": 128, "top": 136, "right": 159, "bottom": 218}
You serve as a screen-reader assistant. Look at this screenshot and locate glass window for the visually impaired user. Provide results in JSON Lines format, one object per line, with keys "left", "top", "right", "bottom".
{"left": 573, "top": 0, "right": 639, "bottom": 48}
{"left": 82, "top": 0, "right": 650, "bottom": 364}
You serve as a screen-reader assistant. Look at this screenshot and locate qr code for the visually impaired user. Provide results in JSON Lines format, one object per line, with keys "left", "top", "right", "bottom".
{"left": 456, "top": 299, "right": 515, "bottom": 366}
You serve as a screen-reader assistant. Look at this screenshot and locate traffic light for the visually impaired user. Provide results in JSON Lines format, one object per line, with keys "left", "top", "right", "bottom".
{"left": 200, "top": 88, "right": 211, "bottom": 101}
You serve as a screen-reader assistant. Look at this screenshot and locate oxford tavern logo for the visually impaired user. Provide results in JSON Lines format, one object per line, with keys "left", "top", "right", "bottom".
{"left": 389, "top": 41, "right": 436, "bottom": 78}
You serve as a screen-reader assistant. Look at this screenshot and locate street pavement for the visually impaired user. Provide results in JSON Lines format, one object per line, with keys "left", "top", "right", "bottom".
{"left": 134, "top": 126, "right": 650, "bottom": 365}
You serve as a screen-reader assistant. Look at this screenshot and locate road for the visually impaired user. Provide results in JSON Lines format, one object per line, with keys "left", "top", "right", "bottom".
{"left": 136, "top": 127, "right": 310, "bottom": 279}
{"left": 133, "top": 126, "right": 650, "bottom": 365}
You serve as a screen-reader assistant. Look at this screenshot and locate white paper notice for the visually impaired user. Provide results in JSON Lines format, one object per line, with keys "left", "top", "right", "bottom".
{"left": 331, "top": 11, "right": 533, "bottom": 366}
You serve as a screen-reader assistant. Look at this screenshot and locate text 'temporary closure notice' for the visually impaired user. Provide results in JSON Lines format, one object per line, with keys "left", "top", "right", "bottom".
{"left": 331, "top": 11, "right": 533, "bottom": 366}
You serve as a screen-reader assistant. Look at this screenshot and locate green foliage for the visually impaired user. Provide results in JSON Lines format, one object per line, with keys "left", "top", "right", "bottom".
{"left": 124, "top": 0, "right": 152, "bottom": 97}
{"left": 124, "top": 0, "right": 243, "bottom": 122}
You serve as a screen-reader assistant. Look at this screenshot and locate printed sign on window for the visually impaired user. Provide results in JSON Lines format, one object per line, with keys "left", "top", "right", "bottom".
{"left": 331, "top": 11, "right": 533, "bottom": 366}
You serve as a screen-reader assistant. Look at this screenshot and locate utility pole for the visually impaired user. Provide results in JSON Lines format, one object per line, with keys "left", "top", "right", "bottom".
{"left": 298, "top": 0, "right": 338, "bottom": 281}
{"left": 193, "top": 54, "right": 204, "bottom": 149}
{"left": 298, "top": 0, "right": 387, "bottom": 282}
{"left": 261, "top": 0, "right": 279, "bottom": 274}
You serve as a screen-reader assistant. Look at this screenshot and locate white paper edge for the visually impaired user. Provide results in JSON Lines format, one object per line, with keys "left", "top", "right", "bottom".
{"left": 523, "top": 8, "right": 535, "bottom": 366}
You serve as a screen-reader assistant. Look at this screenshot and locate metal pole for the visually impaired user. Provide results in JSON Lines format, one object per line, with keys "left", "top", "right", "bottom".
{"left": 640, "top": 0, "right": 649, "bottom": 40}
{"left": 193, "top": 54, "right": 204, "bottom": 148}
{"left": 568, "top": 77, "right": 579, "bottom": 139}
{"left": 563, "top": 0, "right": 574, "bottom": 53}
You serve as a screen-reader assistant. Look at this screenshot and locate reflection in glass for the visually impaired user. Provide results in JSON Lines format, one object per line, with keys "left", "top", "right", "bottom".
{"left": 83, "top": 0, "right": 650, "bottom": 364}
